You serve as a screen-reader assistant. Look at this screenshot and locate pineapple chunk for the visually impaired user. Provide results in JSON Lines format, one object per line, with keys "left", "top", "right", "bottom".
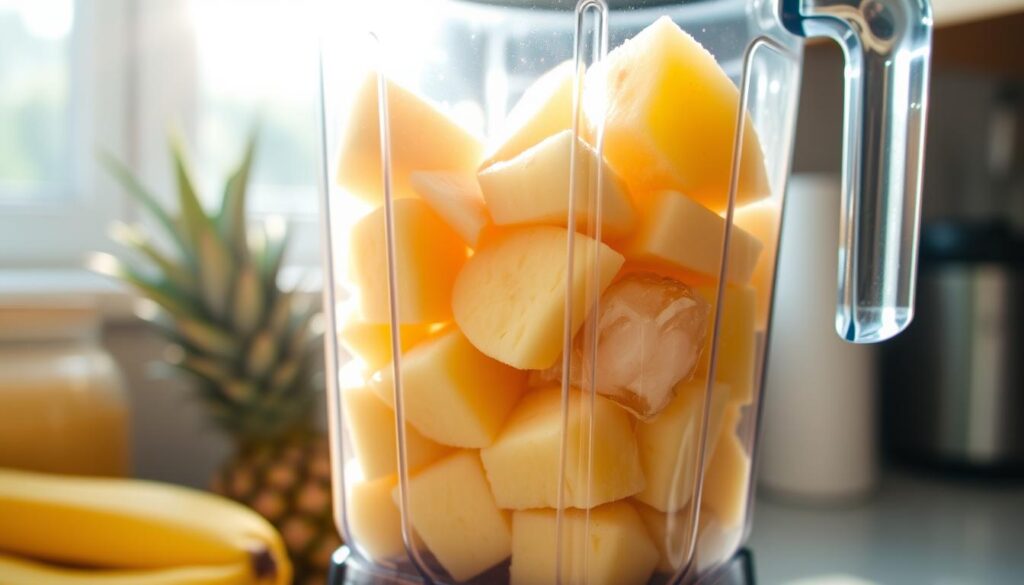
{"left": 510, "top": 501, "right": 659, "bottom": 585}
{"left": 694, "top": 284, "right": 757, "bottom": 405}
{"left": 584, "top": 17, "right": 770, "bottom": 212}
{"left": 480, "top": 387, "right": 644, "bottom": 509}
{"left": 625, "top": 190, "right": 763, "bottom": 284}
{"left": 347, "top": 474, "right": 406, "bottom": 561}
{"left": 634, "top": 501, "right": 695, "bottom": 574}
{"left": 695, "top": 513, "right": 744, "bottom": 573}
{"left": 634, "top": 378, "right": 730, "bottom": 513}
{"left": 336, "top": 73, "right": 483, "bottom": 203}
{"left": 410, "top": 172, "right": 490, "bottom": 248}
{"left": 481, "top": 60, "right": 574, "bottom": 168}
{"left": 349, "top": 198, "right": 467, "bottom": 324}
{"left": 702, "top": 405, "right": 750, "bottom": 527}
{"left": 734, "top": 201, "right": 781, "bottom": 329}
{"left": 341, "top": 385, "right": 449, "bottom": 480}
{"left": 372, "top": 329, "right": 526, "bottom": 448}
{"left": 452, "top": 226, "right": 624, "bottom": 370}
{"left": 478, "top": 130, "right": 637, "bottom": 239}
{"left": 339, "top": 320, "right": 439, "bottom": 372}
{"left": 404, "top": 451, "right": 512, "bottom": 582}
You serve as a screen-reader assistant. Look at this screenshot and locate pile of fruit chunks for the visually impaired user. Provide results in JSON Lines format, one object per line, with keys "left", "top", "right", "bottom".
{"left": 336, "top": 17, "right": 779, "bottom": 585}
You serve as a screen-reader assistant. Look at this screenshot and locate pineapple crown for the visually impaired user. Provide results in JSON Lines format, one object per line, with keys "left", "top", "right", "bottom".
{"left": 93, "top": 133, "right": 321, "bottom": 444}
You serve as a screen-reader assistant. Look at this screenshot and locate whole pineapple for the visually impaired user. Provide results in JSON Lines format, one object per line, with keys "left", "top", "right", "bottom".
{"left": 95, "top": 136, "right": 341, "bottom": 585}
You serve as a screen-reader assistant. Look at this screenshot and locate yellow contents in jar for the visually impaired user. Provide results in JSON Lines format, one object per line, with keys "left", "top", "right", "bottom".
{"left": 0, "top": 346, "right": 129, "bottom": 477}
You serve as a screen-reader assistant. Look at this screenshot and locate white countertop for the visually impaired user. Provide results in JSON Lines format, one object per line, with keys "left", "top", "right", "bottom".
{"left": 747, "top": 470, "right": 1024, "bottom": 585}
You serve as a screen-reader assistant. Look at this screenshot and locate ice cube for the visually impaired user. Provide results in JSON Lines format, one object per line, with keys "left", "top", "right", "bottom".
{"left": 537, "top": 273, "right": 710, "bottom": 419}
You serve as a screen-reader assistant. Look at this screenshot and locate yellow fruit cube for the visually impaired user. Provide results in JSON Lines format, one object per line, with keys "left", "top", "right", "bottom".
{"left": 634, "top": 501, "right": 695, "bottom": 574}
{"left": 410, "top": 172, "right": 491, "bottom": 248}
{"left": 336, "top": 73, "right": 483, "bottom": 204}
{"left": 452, "top": 226, "right": 624, "bottom": 370}
{"left": 404, "top": 451, "right": 512, "bottom": 582}
{"left": 349, "top": 198, "right": 467, "bottom": 324}
{"left": 510, "top": 501, "right": 659, "bottom": 585}
{"left": 695, "top": 512, "right": 744, "bottom": 573}
{"left": 634, "top": 378, "right": 730, "bottom": 513}
{"left": 347, "top": 475, "right": 406, "bottom": 561}
{"left": 480, "top": 387, "right": 644, "bottom": 509}
{"left": 701, "top": 406, "right": 750, "bottom": 527}
{"left": 584, "top": 17, "right": 770, "bottom": 212}
{"left": 481, "top": 60, "right": 574, "bottom": 168}
{"left": 625, "top": 190, "right": 763, "bottom": 283}
{"left": 734, "top": 200, "right": 781, "bottom": 329}
{"left": 341, "top": 385, "right": 450, "bottom": 480}
{"left": 478, "top": 130, "right": 637, "bottom": 239}
{"left": 372, "top": 328, "right": 526, "bottom": 448}
{"left": 339, "top": 320, "right": 440, "bottom": 373}
{"left": 694, "top": 284, "right": 757, "bottom": 405}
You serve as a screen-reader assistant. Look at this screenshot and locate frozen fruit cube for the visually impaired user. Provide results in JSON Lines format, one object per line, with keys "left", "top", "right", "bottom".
{"left": 538, "top": 273, "right": 710, "bottom": 420}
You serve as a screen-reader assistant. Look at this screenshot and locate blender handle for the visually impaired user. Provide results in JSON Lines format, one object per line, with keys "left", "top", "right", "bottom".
{"left": 780, "top": 0, "right": 932, "bottom": 342}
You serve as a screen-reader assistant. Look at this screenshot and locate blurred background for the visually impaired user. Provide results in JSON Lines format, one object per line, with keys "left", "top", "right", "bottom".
{"left": 0, "top": 0, "right": 324, "bottom": 487}
{"left": 0, "top": 1, "right": 1022, "bottom": 584}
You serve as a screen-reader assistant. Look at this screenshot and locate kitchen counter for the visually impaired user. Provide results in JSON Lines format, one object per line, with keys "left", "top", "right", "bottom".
{"left": 747, "top": 470, "right": 1024, "bottom": 585}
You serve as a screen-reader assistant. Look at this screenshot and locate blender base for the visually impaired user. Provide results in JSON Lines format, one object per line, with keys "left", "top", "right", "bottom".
{"left": 328, "top": 547, "right": 756, "bottom": 585}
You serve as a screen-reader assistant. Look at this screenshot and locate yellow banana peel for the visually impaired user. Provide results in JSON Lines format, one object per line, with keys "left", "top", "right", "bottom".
{"left": 0, "top": 469, "right": 291, "bottom": 585}
{"left": 0, "top": 554, "right": 252, "bottom": 585}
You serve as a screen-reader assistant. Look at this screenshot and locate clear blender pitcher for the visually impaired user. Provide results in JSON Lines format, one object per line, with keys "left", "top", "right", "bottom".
{"left": 316, "top": 0, "right": 931, "bottom": 583}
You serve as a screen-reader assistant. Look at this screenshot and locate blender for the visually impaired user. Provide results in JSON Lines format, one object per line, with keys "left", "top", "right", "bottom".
{"left": 316, "top": 0, "right": 931, "bottom": 583}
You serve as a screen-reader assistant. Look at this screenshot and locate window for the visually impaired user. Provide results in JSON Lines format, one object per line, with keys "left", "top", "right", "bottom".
{"left": 188, "top": 0, "right": 320, "bottom": 218}
{"left": 0, "top": 0, "right": 322, "bottom": 267}
{"left": 0, "top": 0, "right": 128, "bottom": 267}
{"left": 0, "top": 0, "right": 75, "bottom": 204}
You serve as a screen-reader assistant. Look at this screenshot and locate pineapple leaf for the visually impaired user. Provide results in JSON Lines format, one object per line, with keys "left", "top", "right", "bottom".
{"left": 260, "top": 217, "right": 289, "bottom": 287}
{"left": 190, "top": 376, "right": 241, "bottom": 404}
{"left": 170, "top": 134, "right": 238, "bottom": 319}
{"left": 98, "top": 151, "right": 192, "bottom": 260}
{"left": 223, "top": 379, "right": 259, "bottom": 403}
{"left": 169, "top": 133, "right": 214, "bottom": 252}
{"left": 267, "top": 288, "right": 297, "bottom": 338}
{"left": 176, "top": 316, "right": 239, "bottom": 360}
{"left": 267, "top": 358, "right": 301, "bottom": 395}
{"left": 109, "top": 222, "right": 196, "bottom": 296}
{"left": 176, "top": 354, "right": 234, "bottom": 387}
{"left": 245, "top": 330, "right": 278, "bottom": 380}
{"left": 197, "top": 228, "right": 234, "bottom": 319}
{"left": 286, "top": 305, "right": 322, "bottom": 359}
{"left": 88, "top": 253, "right": 198, "bottom": 318}
{"left": 132, "top": 300, "right": 185, "bottom": 344}
{"left": 218, "top": 130, "right": 258, "bottom": 261}
{"left": 98, "top": 132, "right": 323, "bottom": 445}
{"left": 231, "top": 262, "right": 265, "bottom": 337}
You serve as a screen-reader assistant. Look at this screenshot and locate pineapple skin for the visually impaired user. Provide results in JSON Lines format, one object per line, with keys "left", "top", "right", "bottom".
{"left": 214, "top": 433, "right": 340, "bottom": 585}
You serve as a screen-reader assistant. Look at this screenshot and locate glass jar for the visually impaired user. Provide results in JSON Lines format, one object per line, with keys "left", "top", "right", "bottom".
{"left": 316, "top": 0, "right": 931, "bottom": 583}
{"left": 0, "top": 302, "right": 130, "bottom": 477}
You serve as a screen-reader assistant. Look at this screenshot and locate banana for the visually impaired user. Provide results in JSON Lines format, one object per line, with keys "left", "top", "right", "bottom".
{"left": 0, "top": 469, "right": 291, "bottom": 585}
{"left": 0, "top": 554, "right": 252, "bottom": 585}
